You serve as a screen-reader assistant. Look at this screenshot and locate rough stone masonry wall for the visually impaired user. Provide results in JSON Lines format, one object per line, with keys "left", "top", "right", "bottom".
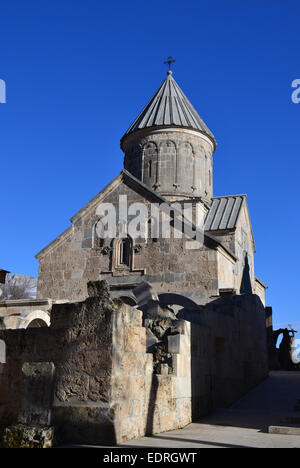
{"left": 0, "top": 281, "right": 191, "bottom": 446}
{"left": 112, "top": 308, "right": 191, "bottom": 442}
{"left": 122, "top": 128, "right": 214, "bottom": 201}
{"left": 37, "top": 179, "right": 220, "bottom": 304}
{"left": 190, "top": 293, "right": 269, "bottom": 420}
{"left": 0, "top": 284, "right": 116, "bottom": 444}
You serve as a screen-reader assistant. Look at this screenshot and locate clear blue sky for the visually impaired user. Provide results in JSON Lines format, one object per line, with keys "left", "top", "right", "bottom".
{"left": 0, "top": 1, "right": 299, "bottom": 334}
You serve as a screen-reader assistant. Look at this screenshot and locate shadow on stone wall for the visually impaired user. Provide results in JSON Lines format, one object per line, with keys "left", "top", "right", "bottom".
{"left": 189, "top": 293, "right": 269, "bottom": 421}
{"left": 0, "top": 281, "right": 118, "bottom": 446}
{"left": 0, "top": 282, "right": 270, "bottom": 446}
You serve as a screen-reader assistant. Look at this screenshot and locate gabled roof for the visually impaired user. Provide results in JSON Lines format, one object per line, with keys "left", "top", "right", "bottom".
{"left": 36, "top": 170, "right": 236, "bottom": 261}
{"left": 121, "top": 71, "right": 216, "bottom": 149}
{"left": 35, "top": 170, "right": 168, "bottom": 259}
{"left": 204, "top": 195, "right": 246, "bottom": 231}
{"left": 70, "top": 169, "right": 167, "bottom": 224}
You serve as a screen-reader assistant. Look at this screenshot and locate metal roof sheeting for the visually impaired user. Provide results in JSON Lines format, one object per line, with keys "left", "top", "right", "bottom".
{"left": 123, "top": 71, "right": 216, "bottom": 147}
{"left": 205, "top": 195, "right": 246, "bottom": 231}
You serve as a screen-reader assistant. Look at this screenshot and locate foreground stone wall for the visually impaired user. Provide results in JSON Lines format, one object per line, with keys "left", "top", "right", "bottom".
{"left": 190, "top": 293, "right": 269, "bottom": 419}
{"left": 111, "top": 304, "right": 191, "bottom": 442}
{"left": 0, "top": 285, "right": 115, "bottom": 444}
{"left": 0, "top": 282, "right": 268, "bottom": 446}
{"left": 0, "top": 282, "right": 191, "bottom": 445}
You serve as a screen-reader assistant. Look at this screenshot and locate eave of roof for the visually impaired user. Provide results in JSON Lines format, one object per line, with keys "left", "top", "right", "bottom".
{"left": 255, "top": 276, "right": 268, "bottom": 290}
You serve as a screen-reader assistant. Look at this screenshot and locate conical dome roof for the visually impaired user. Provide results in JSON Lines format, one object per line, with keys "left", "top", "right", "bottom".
{"left": 121, "top": 71, "right": 216, "bottom": 148}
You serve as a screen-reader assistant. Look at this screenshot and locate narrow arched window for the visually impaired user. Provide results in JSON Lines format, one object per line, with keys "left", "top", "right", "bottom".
{"left": 148, "top": 160, "right": 152, "bottom": 178}
{"left": 115, "top": 237, "right": 131, "bottom": 268}
{"left": 119, "top": 239, "right": 129, "bottom": 265}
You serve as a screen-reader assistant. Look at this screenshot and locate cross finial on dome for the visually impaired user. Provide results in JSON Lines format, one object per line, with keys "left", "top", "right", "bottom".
{"left": 164, "top": 56, "right": 175, "bottom": 74}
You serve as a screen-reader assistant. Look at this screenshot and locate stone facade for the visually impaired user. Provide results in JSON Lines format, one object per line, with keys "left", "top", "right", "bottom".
{"left": 123, "top": 127, "right": 214, "bottom": 201}
{"left": 33, "top": 71, "right": 267, "bottom": 309}
{"left": 35, "top": 171, "right": 260, "bottom": 307}
{"left": 0, "top": 281, "right": 268, "bottom": 446}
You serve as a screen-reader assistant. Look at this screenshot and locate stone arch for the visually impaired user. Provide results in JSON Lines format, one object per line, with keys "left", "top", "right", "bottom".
{"left": 110, "top": 290, "right": 138, "bottom": 306}
{"left": 22, "top": 310, "right": 50, "bottom": 329}
{"left": 142, "top": 141, "right": 159, "bottom": 187}
{"left": 112, "top": 236, "right": 133, "bottom": 269}
{"left": 158, "top": 140, "right": 177, "bottom": 192}
{"left": 92, "top": 217, "right": 104, "bottom": 248}
{"left": 179, "top": 141, "right": 194, "bottom": 154}
{"left": 178, "top": 141, "right": 194, "bottom": 193}
{"left": 27, "top": 319, "right": 48, "bottom": 328}
{"left": 148, "top": 214, "right": 159, "bottom": 241}
{"left": 158, "top": 292, "right": 201, "bottom": 312}
{"left": 158, "top": 139, "right": 177, "bottom": 151}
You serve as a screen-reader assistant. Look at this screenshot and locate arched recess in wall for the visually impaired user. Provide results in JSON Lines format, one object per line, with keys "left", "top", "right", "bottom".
{"left": 27, "top": 319, "right": 49, "bottom": 328}
{"left": 113, "top": 236, "right": 133, "bottom": 269}
{"left": 159, "top": 140, "right": 176, "bottom": 192}
{"left": 148, "top": 215, "right": 159, "bottom": 241}
{"left": 178, "top": 142, "right": 194, "bottom": 192}
{"left": 92, "top": 217, "right": 105, "bottom": 248}
{"left": 142, "top": 142, "right": 158, "bottom": 187}
{"left": 23, "top": 310, "right": 50, "bottom": 329}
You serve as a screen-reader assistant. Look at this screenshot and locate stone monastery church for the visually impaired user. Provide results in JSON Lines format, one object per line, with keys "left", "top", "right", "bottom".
{"left": 0, "top": 69, "right": 271, "bottom": 446}
{"left": 35, "top": 69, "right": 266, "bottom": 308}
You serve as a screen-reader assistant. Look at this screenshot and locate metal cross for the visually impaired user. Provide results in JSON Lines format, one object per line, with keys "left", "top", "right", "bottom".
{"left": 164, "top": 56, "right": 176, "bottom": 71}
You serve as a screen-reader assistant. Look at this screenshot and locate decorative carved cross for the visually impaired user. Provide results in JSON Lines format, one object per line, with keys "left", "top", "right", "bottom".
{"left": 164, "top": 56, "right": 176, "bottom": 71}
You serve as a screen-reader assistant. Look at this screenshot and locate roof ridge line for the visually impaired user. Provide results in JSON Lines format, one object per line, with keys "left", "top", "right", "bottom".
{"left": 212, "top": 194, "right": 247, "bottom": 199}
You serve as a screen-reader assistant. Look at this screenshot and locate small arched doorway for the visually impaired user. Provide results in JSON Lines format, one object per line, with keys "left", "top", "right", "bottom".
{"left": 22, "top": 310, "right": 51, "bottom": 329}
{"left": 27, "top": 318, "right": 49, "bottom": 328}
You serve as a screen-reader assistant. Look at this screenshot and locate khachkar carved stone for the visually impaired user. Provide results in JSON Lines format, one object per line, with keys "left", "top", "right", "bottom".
{"left": 133, "top": 243, "right": 142, "bottom": 254}
{"left": 101, "top": 245, "right": 111, "bottom": 255}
